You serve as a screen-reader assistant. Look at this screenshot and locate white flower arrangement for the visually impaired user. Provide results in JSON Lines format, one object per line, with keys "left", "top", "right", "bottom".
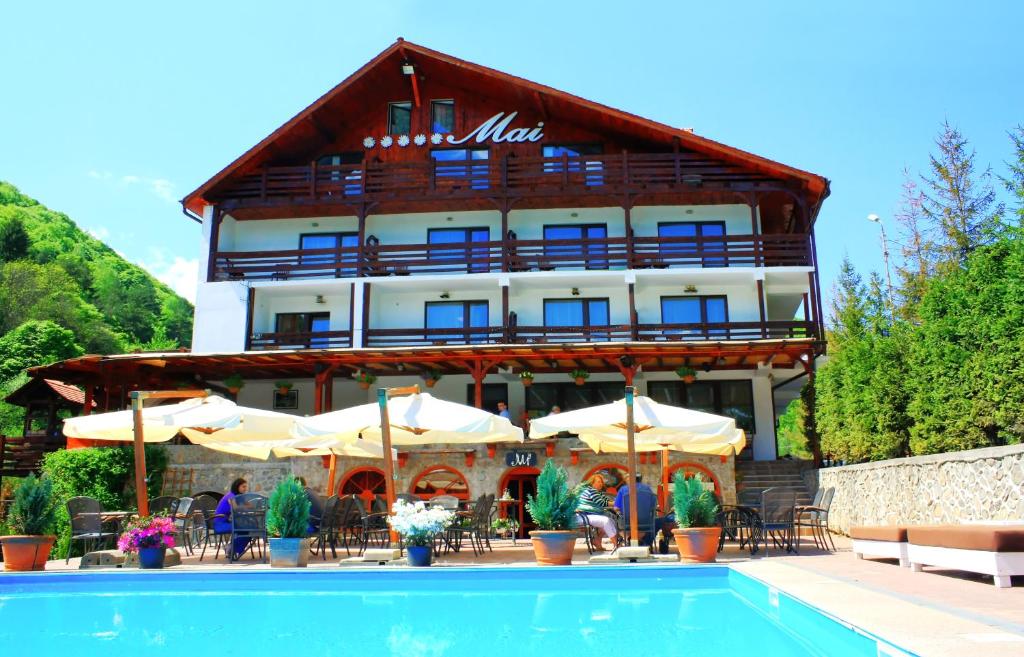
{"left": 389, "top": 499, "right": 454, "bottom": 547}
{"left": 380, "top": 135, "right": 394, "bottom": 148}
{"left": 397, "top": 134, "right": 410, "bottom": 147}
{"left": 362, "top": 136, "right": 376, "bottom": 149}
{"left": 430, "top": 133, "right": 444, "bottom": 145}
{"left": 413, "top": 133, "right": 427, "bottom": 146}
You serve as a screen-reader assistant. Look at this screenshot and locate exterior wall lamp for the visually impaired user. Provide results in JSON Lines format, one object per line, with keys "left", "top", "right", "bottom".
{"left": 401, "top": 61, "right": 415, "bottom": 75}
{"left": 571, "top": 287, "right": 580, "bottom": 296}
{"left": 440, "top": 291, "right": 451, "bottom": 299}
{"left": 315, "top": 295, "right": 325, "bottom": 304}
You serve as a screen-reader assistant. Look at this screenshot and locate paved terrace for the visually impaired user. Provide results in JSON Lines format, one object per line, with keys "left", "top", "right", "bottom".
{"left": 43, "top": 534, "right": 1024, "bottom": 657}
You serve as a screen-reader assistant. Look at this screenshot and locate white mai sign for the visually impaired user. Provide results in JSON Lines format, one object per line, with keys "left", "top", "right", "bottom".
{"left": 446, "top": 111, "right": 544, "bottom": 145}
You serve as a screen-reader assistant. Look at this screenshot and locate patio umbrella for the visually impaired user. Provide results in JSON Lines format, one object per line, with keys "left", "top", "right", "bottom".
{"left": 289, "top": 389, "right": 523, "bottom": 512}
{"left": 528, "top": 389, "right": 745, "bottom": 547}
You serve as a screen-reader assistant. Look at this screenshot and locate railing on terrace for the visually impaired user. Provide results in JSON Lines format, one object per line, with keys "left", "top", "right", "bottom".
{"left": 212, "top": 234, "right": 811, "bottom": 281}
{"left": 211, "top": 152, "right": 782, "bottom": 209}
{"left": 248, "top": 330, "right": 352, "bottom": 350}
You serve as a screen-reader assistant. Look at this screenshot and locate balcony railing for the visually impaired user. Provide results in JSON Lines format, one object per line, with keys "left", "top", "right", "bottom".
{"left": 213, "top": 234, "right": 811, "bottom": 281}
{"left": 211, "top": 152, "right": 783, "bottom": 211}
{"left": 248, "top": 330, "right": 352, "bottom": 350}
{"left": 347, "top": 321, "right": 815, "bottom": 349}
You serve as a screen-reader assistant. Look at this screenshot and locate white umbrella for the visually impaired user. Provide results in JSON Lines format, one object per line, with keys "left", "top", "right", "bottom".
{"left": 529, "top": 391, "right": 745, "bottom": 547}
{"left": 290, "top": 392, "right": 524, "bottom": 446}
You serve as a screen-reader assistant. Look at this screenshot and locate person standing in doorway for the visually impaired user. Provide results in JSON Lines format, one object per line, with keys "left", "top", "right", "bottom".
{"left": 496, "top": 401, "right": 510, "bottom": 419}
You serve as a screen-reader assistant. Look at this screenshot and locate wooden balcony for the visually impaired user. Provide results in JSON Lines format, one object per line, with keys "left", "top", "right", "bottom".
{"left": 333, "top": 321, "right": 815, "bottom": 350}
{"left": 213, "top": 234, "right": 811, "bottom": 282}
{"left": 210, "top": 152, "right": 787, "bottom": 212}
{"left": 248, "top": 330, "right": 352, "bottom": 350}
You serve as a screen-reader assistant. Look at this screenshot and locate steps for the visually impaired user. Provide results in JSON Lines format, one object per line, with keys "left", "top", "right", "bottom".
{"left": 735, "top": 460, "right": 815, "bottom": 506}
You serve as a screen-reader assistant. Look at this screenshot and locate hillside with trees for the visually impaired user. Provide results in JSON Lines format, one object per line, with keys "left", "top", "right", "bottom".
{"left": 0, "top": 181, "right": 194, "bottom": 435}
{"left": 796, "top": 124, "right": 1024, "bottom": 463}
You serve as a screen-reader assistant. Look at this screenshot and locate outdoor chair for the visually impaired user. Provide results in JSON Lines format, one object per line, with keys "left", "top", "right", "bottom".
{"left": 396, "top": 493, "right": 419, "bottom": 505}
{"left": 65, "top": 496, "right": 118, "bottom": 563}
{"left": 795, "top": 487, "right": 836, "bottom": 551}
{"left": 229, "top": 493, "right": 268, "bottom": 563}
{"left": 445, "top": 494, "right": 492, "bottom": 556}
{"left": 150, "top": 496, "right": 180, "bottom": 518}
{"left": 312, "top": 495, "right": 342, "bottom": 559}
{"left": 717, "top": 504, "right": 760, "bottom": 555}
{"left": 194, "top": 493, "right": 230, "bottom": 561}
{"left": 335, "top": 495, "right": 366, "bottom": 556}
{"left": 616, "top": 487, "right": 658, "bottom": 547}
{"left": 172, "top": 496, "right": 195, "bottom": 555}
{"left": 191, "top": 490, "right": 224, "bottom": 502}
{"left": 355, "top": 495, "right": 391, "bottom": 555}
{"left": 754, "top": 488, "right": 798, "bottom": 554}
{"left": 304, "top": 488, "right": 325, "bottom": 533}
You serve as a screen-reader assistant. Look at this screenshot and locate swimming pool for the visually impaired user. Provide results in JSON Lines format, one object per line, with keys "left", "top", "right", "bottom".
{"left": 0, "top": 566, "right": 911, "bottom": 657}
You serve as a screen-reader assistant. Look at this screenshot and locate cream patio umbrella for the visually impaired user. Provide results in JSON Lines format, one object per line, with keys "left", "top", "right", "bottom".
{"left": 289, "top": 388, "right": 524, "bottom": 512}
{"left": 528, "top": 388, "right": 745, "bottom": 547}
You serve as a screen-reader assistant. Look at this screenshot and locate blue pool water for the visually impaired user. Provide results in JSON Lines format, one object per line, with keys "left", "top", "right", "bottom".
{"left": 0, "top": 566, "right": 908, "bottom": 657}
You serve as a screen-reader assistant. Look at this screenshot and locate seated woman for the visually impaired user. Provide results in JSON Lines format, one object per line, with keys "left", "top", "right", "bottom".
{"left": 574, "top": 474, "right": 618, "bottom": 551}
{"left": 214, "top": 478, "right": 250, "bottom": 559}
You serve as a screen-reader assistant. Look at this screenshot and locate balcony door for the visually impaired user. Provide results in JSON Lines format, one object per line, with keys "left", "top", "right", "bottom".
{"left": 300, "top": 233, "right": 358, "bottom": 277}
{"left": 431, "top": 148, "right": 490, "bottom": 190}
{"left": 425, "top": 300, "right": 489, "bottom": 344}
{"left": 428, "top": 227, "right": 491, "bottom": 273}
{"left": 658, "top": 221, "right": 726, "bottom": 266}
{"left": 317, "top": 152, "right": 364, "bottom": 196}
{"left": 542, "top": 143, "right": 604, "bottom": 186}
{"left": 275, "top": 312, "right": 331, "bottom": 348}
{"left": 661, "top": 296, "right": 728, "bottom": 338}
{"left": 543, "top": 224, "right": 608, "bottom": 269}
{"left": 544, "top": 298, "right": 610, "bottom": 341}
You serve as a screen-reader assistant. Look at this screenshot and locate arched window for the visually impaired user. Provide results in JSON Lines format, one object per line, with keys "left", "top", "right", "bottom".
{"left": 410, "top": 465, "right": 470, "bottom": 500}
{"left": 583, "top": 464, "right": 629, "bottom": 496}
{"left": 667, "top": 462, "right": 720, "bottom": 496}
{"left": 338, "top": 467, "right": 387, "bottom": 508}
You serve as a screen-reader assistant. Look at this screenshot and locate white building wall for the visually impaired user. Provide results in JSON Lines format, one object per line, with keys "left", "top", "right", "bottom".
{"left": 251, "top": 290, "right": 351, "bottom": 336}
{"left": 192, "top": 281, "right": 249, "bottom": 353}
{"left": 631, "top": 204, "right": 756, "bottom": 237}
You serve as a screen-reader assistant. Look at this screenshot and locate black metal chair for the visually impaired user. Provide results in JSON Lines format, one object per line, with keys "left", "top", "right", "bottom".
{"left": 312, "top": 495, "right": 342, "bottom": 559}
{"left": 356, "top": 496, "right": 391, "bottom": 555}
{"left": 149, "top": 496, "right": 180, "bottom": 518}
{"left": 795, "top": 487, "right": 836, "bottom": 551}
{"left": 304, "top": 488, "right": 325, "bottom": 533}
{"left": 229, "top": 493, "right": 268, "bottom": 563}
{"left": 395, "top": 493, "right": 419, "bottom": 505}
{"left": 755, "top": 488, "right": 798, "bottom": 554}
{"left": 65, "top": 496, "right": 118, "bottom": 563}
{"left": 191, "top": 490, "right": 224, "bottom": 502}
{"left": 445, "top": 495, "right": 492, "bottom": 556}
{"left": 194, "top": 494, "right": 231, "bottom": 561}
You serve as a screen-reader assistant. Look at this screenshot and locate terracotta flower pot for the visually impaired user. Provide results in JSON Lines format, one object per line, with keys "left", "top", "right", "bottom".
{"left": 529, "top": 530, "right": 577, "bottom": 566}
{"left": 682, "top": 375, "right": 696, "bottom": 384}
{"left": 574, "top": 377, "right": 586, "bottom": 386}
{"left": 277, "top": 387, "right": 291, "bottom": 395}
{"left": 227, "top": 386, "right": 241, "bottom": 394}
{"left": 359, "top": 382, "right": 370, "bottom": 390}
{"left": 424, "top": 378, "right": 437, "bottom": 388}
{"left": 1, "top": 535, "right": 57, "bottom": 571}
{"left": 522, "top": 379, "right": 533, "bottom": 387}
{"left": 672, "top": 527, "right": 722, "bottom": 563}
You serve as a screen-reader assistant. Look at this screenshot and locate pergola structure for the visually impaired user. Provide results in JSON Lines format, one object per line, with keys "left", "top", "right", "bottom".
{"left": 30, "top": 338, "right": 818, "bottom": 415}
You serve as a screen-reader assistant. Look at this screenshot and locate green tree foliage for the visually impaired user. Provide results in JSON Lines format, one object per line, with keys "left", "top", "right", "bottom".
{"left": 1003, "top": 126, "right": 1024, "bottom": 226}
{"left": 267, "top": 476, "right": 311, "bottom": 538}
{"left": 41, "top": 445, "right": 168, "bottom": 557}
{"left": 0, "top": 320, "right": 83, "bottom": 381}
{"left": 0, "top": 215, "right": 30, "bottom": 262}
{"left": 892, "top": 171, "right": 936, "bottom": 320}
{"left": 526, "top": 460, "right": 579, "bottom": 530}
{"left": 7, "top": 474, "right": 57, "bottom": 536}
{"left": 776, "top": 397, "right": 813, "bottom": 460}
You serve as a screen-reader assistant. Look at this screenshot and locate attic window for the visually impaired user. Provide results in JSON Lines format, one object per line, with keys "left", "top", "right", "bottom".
{"left": 388, "top": 101, "right": 412, "bottom": 135}
{"left": 431, "top": 100, "right": 454, "bottom": 134}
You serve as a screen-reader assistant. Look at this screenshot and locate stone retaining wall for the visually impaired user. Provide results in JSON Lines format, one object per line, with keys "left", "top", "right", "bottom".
{"left": 806, "top": 444, "right": 1024, "bottom": 535}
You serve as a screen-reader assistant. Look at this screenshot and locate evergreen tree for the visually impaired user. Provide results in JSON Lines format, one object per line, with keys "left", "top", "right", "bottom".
{"left": 1002, "top": 125, "right": 1024, "bottom": 226}
{"left": 921, "top": 122, "right": 1001, "bottom": 268}
{"left": 892, "top": 171, "right": 935, "bottom": 319}
{"left": 0, "top": 215, "right": 30, "bottom": 262}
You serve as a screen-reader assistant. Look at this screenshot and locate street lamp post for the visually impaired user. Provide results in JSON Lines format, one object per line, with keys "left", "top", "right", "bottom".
{"left": 867, "top": 214, "right": 896, "bottom": 311}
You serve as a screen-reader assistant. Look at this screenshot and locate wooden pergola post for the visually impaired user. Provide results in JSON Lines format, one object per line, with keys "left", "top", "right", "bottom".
{"left": 624, "top": 386, "right": 639, "bottom": 546}
{"left": 130, "top": 390, "right": 208, "bottom": 516}
{"left": 377, "top": 384, "right": 419, "bottom": 544}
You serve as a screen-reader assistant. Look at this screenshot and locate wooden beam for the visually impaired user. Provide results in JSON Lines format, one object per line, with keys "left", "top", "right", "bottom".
{"left": 205, "top": 207, "right": 222, "bottom": 282}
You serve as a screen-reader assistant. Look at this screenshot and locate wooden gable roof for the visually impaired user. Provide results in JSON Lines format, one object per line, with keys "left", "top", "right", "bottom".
{"left": 182, "top": 39, "right": 828, "bottom": 217}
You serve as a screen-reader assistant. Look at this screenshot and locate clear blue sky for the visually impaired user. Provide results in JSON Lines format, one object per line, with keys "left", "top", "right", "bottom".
{"left": 2, "top": 1, "right": 1021, "bottom": 308}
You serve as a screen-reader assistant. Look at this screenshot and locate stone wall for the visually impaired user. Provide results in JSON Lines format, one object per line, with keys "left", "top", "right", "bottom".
{"left": 805, "top": 444, "right": 1024, "bottom": 535}
{"left": 162, "top": 440, "right": 736, "bottom": 504}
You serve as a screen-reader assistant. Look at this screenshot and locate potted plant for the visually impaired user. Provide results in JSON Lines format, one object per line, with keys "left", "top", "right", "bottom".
{"left": 388, "top": 499, "right": 454, "bottom": 567}
{"left": 569, "top": 369, "right": 589, "bottom": 386}
{"left": 267, "top": 476, "right": 312, "bottom": 568}
{"left": 670, "top": 472, "right": 721, "bottom": 563}
{"left": 0, "top": 474, "right": 58, "bottom": 571}
{"left": 491, "top": 516, "right": 520, "bottom": 539}
{"left": 274, "top": 380, "right": 294, "bottom": 395}
{"left": 675, "top": 366, "right": 697, "bottom": 384}
{"left": 422, "top": 369, "right": 443, "bottom": 388}
{"left": 519, "top": 371, "right": 534, "bottom": 387}
{"left": 526, "top": 460, "right": 580, "bottom": 565}
{"left": 223, "top": 373, "right": 245, "bottom": 394}
{"left": 118, "top": 515, "right": 177, "bottom": 569}
{"left": 355, "top": 371, "right": 377, "bottom": 390}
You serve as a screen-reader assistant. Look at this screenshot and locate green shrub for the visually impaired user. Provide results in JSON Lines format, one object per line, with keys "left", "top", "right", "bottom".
{"left": 672, "top": 473, "right": 719, "bottom": 528}
{"left": 41, "top": 445, "right": 168, "bottom": 556}
{"left": 8, "top": 474, "right": 57, "bottom": 535}
{"left": 267, "top": 476, "right": 311, "bottom": 539}
{"left": 526, "top": 460, "right": 579, "bottom": 530}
